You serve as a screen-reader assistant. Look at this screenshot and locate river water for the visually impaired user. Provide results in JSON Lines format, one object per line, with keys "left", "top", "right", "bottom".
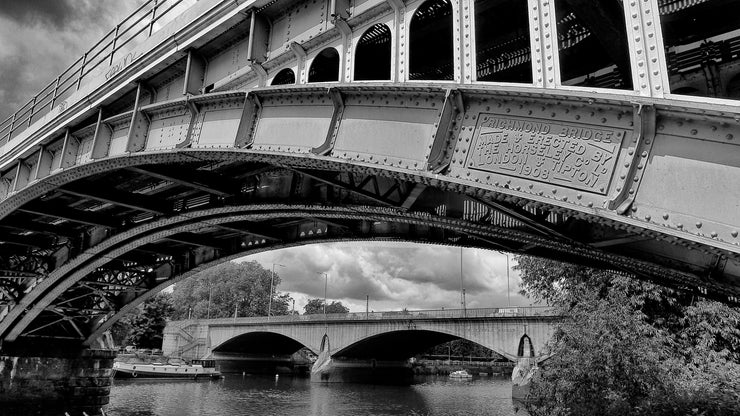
{"left": 107, "top": 375, "right": 526, "bottom": 416}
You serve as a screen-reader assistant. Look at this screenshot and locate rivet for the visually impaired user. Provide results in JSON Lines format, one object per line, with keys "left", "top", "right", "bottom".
{"left": 711, "top": 231, "right": 718, "bottom": 238}
{"left": 732, "top": 231, "right": 738, "bottom": 238}
{"left": 663, "top": 213, "right": 669, "bottom": 220}
{"left": 696, "top": 222, "right": 702, "bottom": 228}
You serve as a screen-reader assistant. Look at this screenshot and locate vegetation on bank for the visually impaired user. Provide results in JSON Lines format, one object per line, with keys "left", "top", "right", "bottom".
{"left": 516, "top": 256, "right": 740, "bottom": 416}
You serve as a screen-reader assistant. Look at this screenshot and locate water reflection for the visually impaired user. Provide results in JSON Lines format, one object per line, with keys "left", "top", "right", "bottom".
{"left": 107, "top": 375, "right": 522, "bottom": 416}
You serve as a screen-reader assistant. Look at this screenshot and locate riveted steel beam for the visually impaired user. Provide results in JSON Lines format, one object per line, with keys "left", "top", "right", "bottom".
{"left": 427, "top": 89, "right": 464, "bottom": 174}
{"left": 590, "top": 234, "right": 652, "bottom": 248}
{"left": 18, "top": 203, "right": 120, "bottom": 228}
{"left": 292, "top": 169, "right": 400, "bottom": 208}
{"left": 126, "top": 165, "right": 240, "bottom": 196}
{"left": 609, "top": 104, "right": 656, "bottom": 214}
{"left": 91, "top": 108, "right": 113, "bottom": 160}
{"left": 235, "top": 92, "right": 262, "bottom": 148}
{"left": 0, "top": 270, "right": 39, "bottom": 279}
{"left": 59, "top": 129, "right": 80, "bottom": 170}
{"left": 0, "top": 233, "right": 54, "bottom": 249}
{"left": 126, "top": 83, "right": 151, "bottom": 153}
{"left": 470, "top": 196, "right": 570, "bottom": 241}
{"left": 205, "top": 222, "right": 281, "bottom": 242}
{"left": 0, "top": 218, "right": 81, "bottom": 239}
{"left": 311, "top": 88, "right": 345, "bottom": 156}
{"left": 247, "top": 12, "right": 270, "bottom": 65}
{"left": 162, "top": 232, "right": 230, "bottom": 250}
{"left": 57, "top": 183, "right": 171, "bottom": 215}
{"left": 183, "top": 50, "right": 206, "bottom": 95}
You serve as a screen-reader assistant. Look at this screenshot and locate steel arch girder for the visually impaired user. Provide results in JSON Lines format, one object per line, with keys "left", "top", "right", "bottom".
{"left": 3, "top": 200, "right": 738, "bottom": 345}
{"left": 4, "top": 86, "right": 739, "bottom": 257}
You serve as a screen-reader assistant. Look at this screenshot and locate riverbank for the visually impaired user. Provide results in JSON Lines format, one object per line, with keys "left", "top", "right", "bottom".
{"left": 411, "top": 360, "right": 514, "bottom": 376}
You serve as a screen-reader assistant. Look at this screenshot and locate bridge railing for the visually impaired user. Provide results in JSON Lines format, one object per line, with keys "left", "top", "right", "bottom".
{"left": 174, "top": 306, "right": 559, "bottom": 327}
{"left": 0, "top": 0, "right": 197, "bottom": 147}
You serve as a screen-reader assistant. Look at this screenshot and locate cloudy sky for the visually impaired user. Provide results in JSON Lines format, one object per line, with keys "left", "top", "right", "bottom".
{"left": 247, "top": 243, "right": 530, "bottom": 313}
{"left": 0, "top": 1, "right": 532, "bottom": 313}
{"left": 0, "top": 0, "right": 146, "bottom": 120}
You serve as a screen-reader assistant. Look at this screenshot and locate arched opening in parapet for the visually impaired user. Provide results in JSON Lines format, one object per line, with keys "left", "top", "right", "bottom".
{"left": 354, "top": 24, "right": 392, "bottom": 81}
{"left": 726, "top": 74, "right": 740, "bottom": 98}
{"left": 554, "top": 0, "right": 632, "bottom": 90}
{"left": 474, "top": 0, "right": 532, "bottom": 83}
{"left": 333, "top": 330, "right": 507, "bottom": 362}
{"left": 659, "top": 0, "right": 740, "bottom": 100}
{"left": 409, "top": 0, "right": 454, "bottom": 81}
{"left": 517, "top": 334, "right": 534, "bottom": 358}
{"left": 308, "top": 48, "right": 340, "bottom": 83}
{"left": 271, "top": 68, "right": 296, "bottom": 85}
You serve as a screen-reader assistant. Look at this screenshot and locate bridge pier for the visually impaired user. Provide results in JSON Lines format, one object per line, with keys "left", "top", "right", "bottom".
{"left": 311, "top": 350, "right": 413, "bottom": 384}
{"left": 0, "top": 344, "right": 115, "bottom": 415}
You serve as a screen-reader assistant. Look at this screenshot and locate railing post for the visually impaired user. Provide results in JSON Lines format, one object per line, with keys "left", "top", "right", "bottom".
{"left": 149, "top": 0, "right": 159, "bottom": 37}
{"left": 9, "top": 113, "right": 16, "bottom": 137}
{"left": 49, "top": 76, "right": 61, "bottom": 111}
{"left": 76, "top": 53, "right": 88, "bottom": 90}
{"left": 110, "top": 24, "right": 121, "bottom": 65}
{"left": 28, "top": 96, "right": 37, "bottom": 127}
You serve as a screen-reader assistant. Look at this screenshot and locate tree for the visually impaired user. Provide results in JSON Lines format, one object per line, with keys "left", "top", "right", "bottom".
{"left": 114, "top": 292, "right": 174, "bottom": 349}
{"left": 170, "top": 261, "right": 292, "bottom": 320}
{"left": 515, "top": 255, "right": 740, "bottom": 416}
{"left": 303, "top": 298, "right": 349, "bottom": 315}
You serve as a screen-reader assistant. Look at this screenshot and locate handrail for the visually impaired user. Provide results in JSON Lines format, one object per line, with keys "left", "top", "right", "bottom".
{"left": 0, "top": 0, "right": 196, "bottom": 147}
{"left": 171, "top": 306, "right": 560, "bottom": 327}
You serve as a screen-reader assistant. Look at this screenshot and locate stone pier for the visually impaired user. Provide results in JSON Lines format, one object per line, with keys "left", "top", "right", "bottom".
{"left": 311, "top": 349, "right": 413, "bottom": 384}
{"left": 0, "top": 346, "right": 115, "bottom": 415}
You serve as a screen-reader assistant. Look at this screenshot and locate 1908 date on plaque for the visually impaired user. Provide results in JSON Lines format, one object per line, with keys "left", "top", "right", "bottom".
{"left": 466, "top": 115, "right": 625, "bottom": 195}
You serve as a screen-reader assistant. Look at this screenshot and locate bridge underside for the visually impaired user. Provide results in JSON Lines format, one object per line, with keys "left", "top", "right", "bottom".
{"left": 332, "top": 330, "right": 460, "bottom": 360}
{"left": 214, "top": 331, "right": 307, "bottom": 356}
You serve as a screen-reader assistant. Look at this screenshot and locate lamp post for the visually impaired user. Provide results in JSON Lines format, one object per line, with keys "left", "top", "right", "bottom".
{"left": 506, "top": 253, "right": 511, "bottom": 308}
{"left": 268, "top": 263, "right": 286, "bottom": 320}
{"left": 206, "top": 281, "right": 213, "bottom": 319}
{"left": 317, "top": 272, "right": 328, "bottom": 315}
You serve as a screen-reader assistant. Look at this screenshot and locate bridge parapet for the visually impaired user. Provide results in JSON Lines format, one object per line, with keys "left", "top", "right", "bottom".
{"left": 177, "top": 306, "right": 559, "bottom": 327}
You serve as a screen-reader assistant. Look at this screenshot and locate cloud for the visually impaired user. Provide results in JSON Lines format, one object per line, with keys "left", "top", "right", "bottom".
{"left": 0, "top": 0, "right": 146, "bottom": 120}
{"left": 244, "top": 242, "right": 533, "bottom": 313}
{"left": 0, "top": 0, "right": 76, "bottom": 28}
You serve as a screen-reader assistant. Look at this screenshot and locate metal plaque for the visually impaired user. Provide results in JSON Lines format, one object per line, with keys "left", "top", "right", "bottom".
{"left": 467, "top": 115, "right": 625, "bottom": 195}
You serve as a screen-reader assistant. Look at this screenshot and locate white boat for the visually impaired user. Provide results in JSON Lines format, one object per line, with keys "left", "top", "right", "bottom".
{"left": 112, "top": 360, "right": 221, "bottom": 380}
{"left": 449, "top": 369, "right": 473, "bottom": 379}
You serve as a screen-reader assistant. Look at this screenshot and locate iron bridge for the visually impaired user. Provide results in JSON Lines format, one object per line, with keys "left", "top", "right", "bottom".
{"left": 0, "top": 0, "right": 739, "bottom": 350}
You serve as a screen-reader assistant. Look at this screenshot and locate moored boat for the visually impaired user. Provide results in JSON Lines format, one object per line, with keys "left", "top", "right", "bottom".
{"left": 449, "top": 369, "right": 473, "bottom": 379}
{"left": 112, "top": 360, "right": 221, "bottom": 380}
